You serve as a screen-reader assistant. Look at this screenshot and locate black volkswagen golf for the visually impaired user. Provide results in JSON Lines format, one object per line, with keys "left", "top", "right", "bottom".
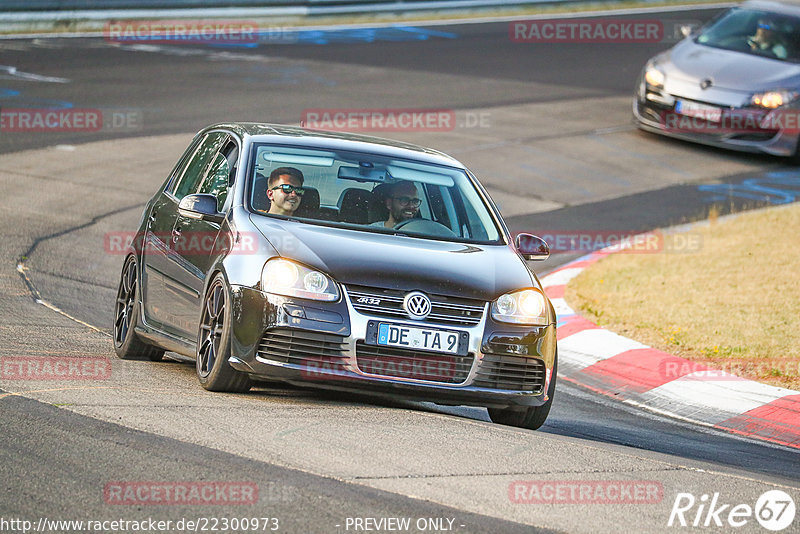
{"left": 113, "top": 123, "right": 558, "bottom": 430}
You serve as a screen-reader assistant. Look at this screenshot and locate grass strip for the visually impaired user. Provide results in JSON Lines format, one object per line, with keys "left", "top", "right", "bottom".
{"left": 566, "top": 203, "right": 800, "bottom": 390}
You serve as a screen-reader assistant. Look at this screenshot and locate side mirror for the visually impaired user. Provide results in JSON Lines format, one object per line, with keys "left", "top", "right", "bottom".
{"left": 680, "top": 24, "right": 696, "bottom": 38}
{"left": 515, "top": 233, "right": 550, "bottom": 261}
{"left": 178, "top": 194, "right": 225, "bottom": 224}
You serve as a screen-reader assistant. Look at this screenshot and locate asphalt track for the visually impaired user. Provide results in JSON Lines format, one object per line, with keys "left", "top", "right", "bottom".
{"left": 1, "top": 6, "right": 799, "bottom": 534}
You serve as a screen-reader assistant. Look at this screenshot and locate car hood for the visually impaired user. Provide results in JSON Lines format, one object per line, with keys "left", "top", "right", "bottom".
{"left": 250, "top": 215, "right": 536, "bottom": 301}
{"left": 664, "top": 40, "right": 800, "bottom": 92}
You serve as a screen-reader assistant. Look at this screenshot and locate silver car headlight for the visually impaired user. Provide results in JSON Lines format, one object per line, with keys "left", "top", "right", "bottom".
{"left": 491, "top": 289, "right": 549, "bottom": 326}
{"left": 750, "top": 90, "right": 799, "bottom": 109}
{"left": 644, "top": 65, "right": 665, "bottom": 89}
{"left": 261, "top": 258, "right": 339, "bottom": 302}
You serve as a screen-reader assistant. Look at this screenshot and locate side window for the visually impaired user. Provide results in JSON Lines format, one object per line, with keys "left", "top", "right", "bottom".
{"left": 170, "top": 132, "right": 228, "bottom": 200}
{"left": 197, "top": 140, "right": 239, "bottom": 211}
{"left": 163, "top": 135, "right": 203, "bottom": 194}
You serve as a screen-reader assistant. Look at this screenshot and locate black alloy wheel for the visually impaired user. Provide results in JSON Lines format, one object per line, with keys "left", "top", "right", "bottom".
{"left": 196, "top": 274, "right": 252, "bottom": 392}
{"left": 113, "top": 256, "right": 164, "bottom": 361}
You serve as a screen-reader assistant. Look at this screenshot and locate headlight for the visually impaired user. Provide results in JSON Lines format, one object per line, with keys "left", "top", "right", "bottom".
{"left": 491, "top": 289, "right": 549, "bottom": 326}
{"left": 261, "top": 259, "right": 339, "bottom": 301}
{"left": 644, "top": 66, "right": 665, "bottom": 89}
{"left": 750, "top": 90, "right": 799, "bottom": 109}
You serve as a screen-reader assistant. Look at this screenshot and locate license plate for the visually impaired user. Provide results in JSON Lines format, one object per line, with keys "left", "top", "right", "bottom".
{"left": 674, "top": 100, "right": 722, "bottom": 123}
{"left": 377, "top": 323, "right": 460, "bottom": 354}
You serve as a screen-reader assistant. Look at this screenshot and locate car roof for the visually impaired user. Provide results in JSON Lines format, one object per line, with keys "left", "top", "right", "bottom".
{"left": 200, "top": 122, "right": 467, "bottom": 170}
{"left": 742, "top": 0, "right": 800, "bottom": 16}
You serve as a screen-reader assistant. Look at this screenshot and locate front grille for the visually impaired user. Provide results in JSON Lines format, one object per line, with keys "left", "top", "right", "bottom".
{"left": 347, "top": 285, "right": 485, "bottom": 326}
{"left": 644, "top": 97, "right": 780, "bottom": 139}
{"left": 473, "top": 354, "right": 546, "bottom": 393}
{"left": 729, "top": 132, "right": 778, "bottom": 141}
{"left": 355, "top": 341, "right": 473, "bottom": 384}
{"left": 258, "top": 329, "right": 349, "bottom": 373}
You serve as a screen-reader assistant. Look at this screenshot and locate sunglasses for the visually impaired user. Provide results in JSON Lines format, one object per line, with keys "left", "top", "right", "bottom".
{"left": 393, "top": 196, "right": 421, "bottom": 207}
{"left": 270, "top": 184, "right": 305, "bottom": 196}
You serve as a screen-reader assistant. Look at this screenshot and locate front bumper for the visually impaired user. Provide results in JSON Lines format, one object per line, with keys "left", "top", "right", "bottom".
{"left": 227, "top": 285, "right": 556, "bottom": 409}
{"left": 633, "top": 80, "right": 800, "bottom": 158}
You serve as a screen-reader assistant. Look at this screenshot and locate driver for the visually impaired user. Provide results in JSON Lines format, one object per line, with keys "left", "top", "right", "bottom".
{"left": 370, "top": 181, "right": 421, "bottom": 228}
{"left": 747, "top": 18, "right": 788, "bottom": 59}
{"left": 266, "top": 166, "right": 304, "bottom": 216}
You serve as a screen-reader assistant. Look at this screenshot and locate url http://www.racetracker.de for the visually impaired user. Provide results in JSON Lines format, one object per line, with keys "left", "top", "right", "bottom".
{"left": 0, "top": 516, "right": 281, "bottom": 533}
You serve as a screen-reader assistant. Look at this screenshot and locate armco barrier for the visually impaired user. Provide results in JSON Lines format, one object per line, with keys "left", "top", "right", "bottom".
{"left": 2, "top": 0, "right": 572, "bottom": 11}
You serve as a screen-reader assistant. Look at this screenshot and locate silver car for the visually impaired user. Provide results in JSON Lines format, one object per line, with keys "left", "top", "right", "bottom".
{"left": 634, "top": 0, "right": 800, "bottom": 160}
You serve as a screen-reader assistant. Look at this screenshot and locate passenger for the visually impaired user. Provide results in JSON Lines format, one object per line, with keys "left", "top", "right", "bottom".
{"left": 370, "top": 181, "right": 421, "bottom": 228}
{"left": 747, "top": 18, "right": 788, "bottom": 59}
{"left": 267, "top": 167, "right": 305, "bottom": 216}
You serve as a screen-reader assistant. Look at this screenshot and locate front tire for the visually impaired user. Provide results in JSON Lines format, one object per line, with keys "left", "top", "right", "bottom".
{"left": 196, "top": 274, "right": 252, "bottom": 393}
{"left": 113, "top": 255, "right": 165, "bottom": 361}
{"left": 488, "top": 353, "right": 557, "bottom": 430}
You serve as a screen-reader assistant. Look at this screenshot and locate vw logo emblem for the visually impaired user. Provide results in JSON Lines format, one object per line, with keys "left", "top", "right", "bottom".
{"left": 700, "top": 78, "right": 713, "bottom": 90}
{"left": 403, "top": 292, "right": 432, "bottom": 320}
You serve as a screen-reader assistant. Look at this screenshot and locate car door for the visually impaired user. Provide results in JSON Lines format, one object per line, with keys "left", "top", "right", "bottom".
{"left": 167, "top": 136, "right": 240, "bottom": 339}
{"left": 142, "top": 131, "right": 228, "bottom": 335}
{"left": 141, "top": 134, "right": 201, "bottom": 329}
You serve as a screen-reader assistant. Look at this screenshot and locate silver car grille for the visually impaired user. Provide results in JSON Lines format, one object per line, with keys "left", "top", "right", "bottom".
{"left": 346, "top": 284, "right": 485, "bottom": 326}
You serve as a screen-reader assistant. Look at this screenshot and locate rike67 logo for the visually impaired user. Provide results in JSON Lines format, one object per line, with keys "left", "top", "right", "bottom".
{"left": 668, "top": 490, "right": 796, "bottom": 531}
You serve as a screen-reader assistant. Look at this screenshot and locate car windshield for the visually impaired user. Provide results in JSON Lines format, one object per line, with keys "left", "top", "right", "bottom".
{"left": 247, "top": 143, "right": 503, "bottom": 244}
{"left": 695, "top": 7, "right": 800, "bottom": 62}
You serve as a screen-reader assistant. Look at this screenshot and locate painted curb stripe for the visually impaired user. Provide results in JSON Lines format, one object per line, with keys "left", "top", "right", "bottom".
{"left": 556, "top": 316, "right": 599, "bottom": 340}
{"left": 558, "top": 329, "right": 648, "bottom": 367}
{"left": 544, "top": 284, "right": 565, "bottom": 299}
{"left": 549, "top": 297, "right": 574, "bottom": 319}
{"left": 715, "top": 395, "right": 800, "bottom": 448}
{"left": 541, "top": 236, "right": 800, "bottom": 449}
{"left": 639, "top": 373, "right": 789, "bottom": 424}
{"left": 541, "top": 268, "right": 583, "bottom": 287}
{"left": 578, "top": 348, "right": 703, "bottom": 396}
